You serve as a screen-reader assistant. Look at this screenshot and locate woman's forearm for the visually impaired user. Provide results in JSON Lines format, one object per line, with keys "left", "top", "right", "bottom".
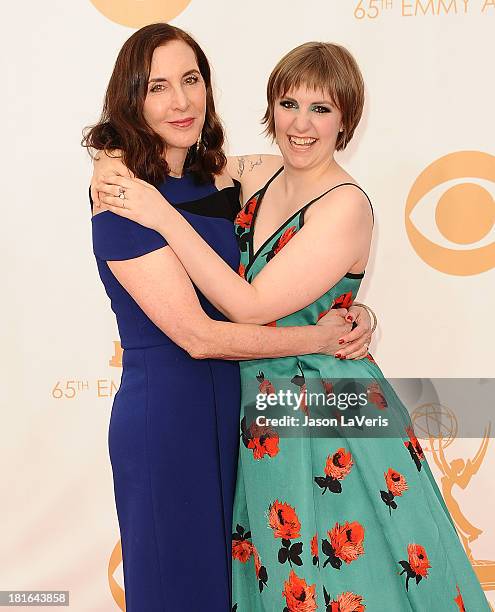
{"left": 190, "top": 318, "right": 336, "bottom": 360}
{"left": 157, "top": 207, "right": 268, "bottom": 322}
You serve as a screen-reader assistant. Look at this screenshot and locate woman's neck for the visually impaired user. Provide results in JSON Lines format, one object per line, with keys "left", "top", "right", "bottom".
{"left": 281, "top": 157, "right": 340, "bottom": 198}
{"left": 164, "top": 145, "right": 188, "bottom": 178}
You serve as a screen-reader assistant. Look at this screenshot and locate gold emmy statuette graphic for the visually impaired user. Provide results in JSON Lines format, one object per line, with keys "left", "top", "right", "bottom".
{"left": 108, "top": 539, "right": 126, "bottom": 610}
{"left": 90, "top": 0, "right": 192, "bottom": 28}
{"left": 405, "top": 151, "right": 495, "bottom": 275}
{"left": 109, "top": 341, "right": 123, "bottom": 368}
{"left": 413, "top": 403, "right": 495, "bottom": 590}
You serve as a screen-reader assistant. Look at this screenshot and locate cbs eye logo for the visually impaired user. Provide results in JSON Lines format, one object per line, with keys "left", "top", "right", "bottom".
{"left": 405, "top": 151, "right": 495, "bottom": 276}
{"left": 108, "top": 540, "right": 125, "bottom": 610}
{"left": 90, "top": 0, "right": 192, "bottom": 28}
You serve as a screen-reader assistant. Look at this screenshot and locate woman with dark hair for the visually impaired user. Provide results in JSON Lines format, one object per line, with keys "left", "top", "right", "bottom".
{"left": 84, "top": 25, "right": 373, "bottom": 611}
{"left": 95, "top": 40, "right": 489, "bottom": 611}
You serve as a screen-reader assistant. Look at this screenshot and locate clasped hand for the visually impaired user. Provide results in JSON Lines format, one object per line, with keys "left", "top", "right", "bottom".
{"left": 94, "top": 174, "right": 169, "bottom": 232}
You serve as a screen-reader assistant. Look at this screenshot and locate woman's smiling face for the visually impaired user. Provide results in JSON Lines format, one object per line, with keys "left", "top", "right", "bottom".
{"left": 273, "top": 85, "right": 343, "bottom": 170}
{"left": 143, "top": 39, "right": 206, "bottom": 151}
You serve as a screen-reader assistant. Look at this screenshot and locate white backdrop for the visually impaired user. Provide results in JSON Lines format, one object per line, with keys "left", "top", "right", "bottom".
{"left": 3, "top": 0, "right": 494, "bottom": 609}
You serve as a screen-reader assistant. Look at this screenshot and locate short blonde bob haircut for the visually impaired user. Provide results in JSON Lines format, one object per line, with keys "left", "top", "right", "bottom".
{"left": 262, "top": 42, "right": 365, "bottom": 151}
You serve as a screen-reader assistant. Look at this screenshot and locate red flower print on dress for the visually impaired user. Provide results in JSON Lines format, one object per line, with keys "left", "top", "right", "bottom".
{"left": 282, "top": 570, "right": 317, "bottom": 612}
{"left": 235, "top": 197, "right": 257, "bottom": 252}
{"left": 274, "top": 226, "right": 298, "bottom": 254}
{"left": 317, "top": 292, "right": 354, "bottom": 322}
{"left": 325, "top": 449, "right": 353, "bottom": 480}
{"left": 232, "top": 524, "right": 269, "bottom": 592}
{"left": 247, "top": 425, "right": 280, "bottom": 459}
{"left": 380, "top": 468, "right": 408, "bottom": 515}
{"left": 408, "top": 544, "right": 430, "bottom": 577}
{"left": 454, "top": 584, "right": 466, "bottom": 612}
{"left": 311, "top": 533, "right": 319, "bottom": 567}
{"left": 332, "top": 292, "right": 354, "bottom": 310}
{"left": 268, "top": 500, "right": 304, "bottom": 567}
{"left": 385, "top": 468, "right": 408, "bottom": 496}
{"left": 366, "top": 382, "right": 387, "bottom": 410}
{"left": 232, "top": 538, "right": 254, "bottom": 562}
{"left": 257, "top": 370, "right": 276, "bottom": 395}
{"left": 323, "top": 586, "right": 366, "bottom": 612}
{"left": 238, "top": 262, "right": 246, "bottom": 278}
{"left": 404, "top": 425, "right": 425, "bottom": 472}
{"left": 232, "top": 524, "right": 253, "bottom": 562}
{"left": 265, "top": 320, "right": 277, "bottom": 327}
{"left": 398, "top": 543, "right": 431, "bottom": 591}
{"left": 264, "top": 226, "right": 298, "bottom": 262}
{"left": 240, "top": 416, "right": 280, "bottom": 460}
{"left": 365, "top": 353, "right": 376, "bottom": 364}
{"left": 314, "top": 448, "right": 353, "bottom": 495}
{"left": 235, "top": 196, "right": 257, "bottom": 229}
{"left": 322, "top": 521, "right": 365, "bottom": 570}
{"left": 268, "top": 500, "right": 302, "bottom": 540}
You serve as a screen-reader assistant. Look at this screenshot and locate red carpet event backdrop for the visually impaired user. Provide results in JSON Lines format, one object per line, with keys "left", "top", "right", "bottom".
{"left": 4, "top": 0, "right": 494, "bottom": 609}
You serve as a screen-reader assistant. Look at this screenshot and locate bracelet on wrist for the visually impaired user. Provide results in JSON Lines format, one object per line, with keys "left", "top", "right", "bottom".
{"left": 352, "top": 302, "right": 377, "bottom": 333}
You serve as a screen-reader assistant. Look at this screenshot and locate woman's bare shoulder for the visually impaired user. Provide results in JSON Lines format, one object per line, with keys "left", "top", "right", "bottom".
{"left": 229, "top": 154, "right": 282, "bottom": 178}
{"left": 226, "top": 154, "right": 282, "bottom": 203}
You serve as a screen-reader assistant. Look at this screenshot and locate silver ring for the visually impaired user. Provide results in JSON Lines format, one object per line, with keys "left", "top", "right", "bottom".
{"left": 118, "top": 187, "right": 126, "bottom": 200}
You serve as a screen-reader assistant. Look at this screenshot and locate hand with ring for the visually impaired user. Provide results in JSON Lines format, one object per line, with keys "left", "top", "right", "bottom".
{"left": 90, "top": 149, "right": 132, "bottom": 208}
{"left": 118, "top": 187, "right": 126, "bottom": 206}
{"left": 93, "top": 175, "right": 172, "bottom": 232}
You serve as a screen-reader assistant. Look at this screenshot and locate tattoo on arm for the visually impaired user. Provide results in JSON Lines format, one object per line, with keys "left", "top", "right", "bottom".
{"left": 249, "top": 156, "right": 263, "bottom": 172}
{"left": 237, "top": 155, "right": 264, "bottom": 178}
{"left": 237, "top": 156, "right": 246, "bottom": 178}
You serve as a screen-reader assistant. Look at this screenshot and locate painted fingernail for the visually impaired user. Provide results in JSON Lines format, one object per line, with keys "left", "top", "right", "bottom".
{"left": 346, "top": 316, "right": 353, "bottom": 322}
{"left": 338, "top": 339, "right": 345, "bottom": 345}
{"left": 335, "top": 353, "right": 342, "bottom": 359}
{"left": 340, "top": 356, "right": 347, "bottom": 360}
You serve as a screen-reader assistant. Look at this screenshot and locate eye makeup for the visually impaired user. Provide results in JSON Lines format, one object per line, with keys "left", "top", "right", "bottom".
{"left": 279, "top": 98, "right": 332, "bottom": 113}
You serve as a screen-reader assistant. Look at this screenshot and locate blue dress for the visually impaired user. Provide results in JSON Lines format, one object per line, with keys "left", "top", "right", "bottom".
{"left": 91, "top": 174, "right": 242, "bottom": 612}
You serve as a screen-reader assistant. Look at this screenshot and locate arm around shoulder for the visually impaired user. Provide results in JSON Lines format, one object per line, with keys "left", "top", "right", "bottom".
{"left": 107, "top": 247, "right": 344, "bottom": 361}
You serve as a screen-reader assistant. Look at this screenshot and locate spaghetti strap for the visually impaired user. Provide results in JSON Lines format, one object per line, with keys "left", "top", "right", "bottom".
{"left": 242, "top": 165, "right": 284, "bottom": 209}
{"left": 301, "top": 182, "right": 374, "bottom": 225}
{"left": 260, "top": 165, "right": 284, "bottom": 197}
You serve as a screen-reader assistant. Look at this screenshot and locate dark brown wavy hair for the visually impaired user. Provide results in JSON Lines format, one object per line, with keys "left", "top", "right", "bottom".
{"left": 82, "top": 23, "right": 226, "bottom": 184}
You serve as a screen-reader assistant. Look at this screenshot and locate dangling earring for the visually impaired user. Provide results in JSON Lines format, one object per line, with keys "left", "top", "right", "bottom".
{"left": 196, "top": 133, "right": 202, "bottom": 152}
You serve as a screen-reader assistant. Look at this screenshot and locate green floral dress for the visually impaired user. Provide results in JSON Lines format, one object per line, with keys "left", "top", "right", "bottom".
{"left": 231, "top": 169, "right": 489, "bottom": 612}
